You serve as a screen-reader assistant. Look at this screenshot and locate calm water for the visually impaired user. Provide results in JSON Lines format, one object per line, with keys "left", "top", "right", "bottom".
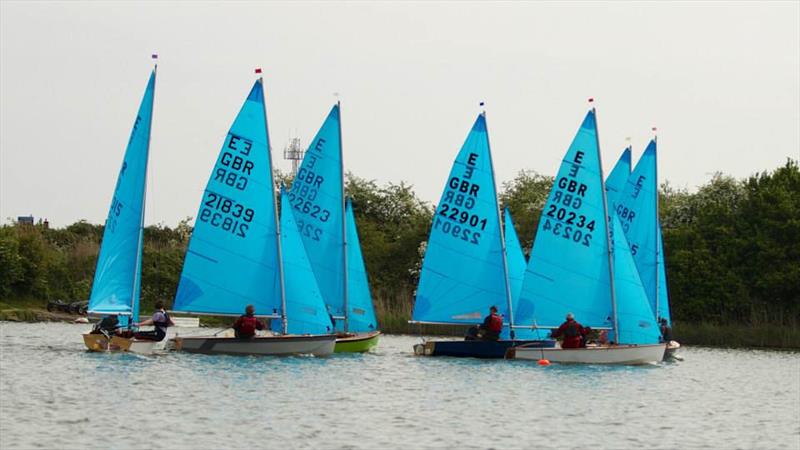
{"left": 1, "top": 322, "right": 798, "bottom": 450}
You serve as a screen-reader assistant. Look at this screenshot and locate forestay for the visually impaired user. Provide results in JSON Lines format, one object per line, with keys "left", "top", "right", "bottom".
{"left": 501, "top": 209, "right": 540, "bottom": 340}
{"left": 516, "top": 110, "right": 613, "bottom": 329}
{"left": 173, "top": 80, "right": 282, "bottom": 317}
{"left": 615, "top": 140, "right": 671, "bottom": 324}
{"left": 344, "top": 198, "right": 378, "bottom": 332}
{"left": 413, "top": 114, "right": 508, "bottom": 325}
{"left": 276, "top": 190, "right": 334, "bottom": 335}
{"left": 88, "top": 70, "right": 156, "bottom": 323}
{"left": 288, "top": 105, "right": 346, "bottom": 319}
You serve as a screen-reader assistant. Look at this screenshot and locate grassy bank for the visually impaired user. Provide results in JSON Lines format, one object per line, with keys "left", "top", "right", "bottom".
{"left": 673, "top": 322, "right": 800, "bottom": 349}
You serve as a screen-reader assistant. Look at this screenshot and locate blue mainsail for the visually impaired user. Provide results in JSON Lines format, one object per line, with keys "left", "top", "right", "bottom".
{"left": 516, "top": 110, "right": 614, "bottom": 330}
{"left": 277, "top": 189, "right": 333, "bottom": 335}
{"left": 605, "top": 147, "right": 631, "bottom": 206}
{"left": 288, "top": 105, "right": 345, "bottom": 320}
{"left": 88, "top": 70, "right": 156, "bottom": 324}
{"left": 173, "top": 80, "right": 282, "bottom": 317}
{"left": 615, "top": 140, "right": 671, "bottom": 324}
{"left": 501, "top": 209, "right": 540, "bottom": 340}
{"left": 413, "top": 114, "right": 509, "bottom": 326}
{"left": 344, "top": 198, "right": 378, "bottom": 332}
{"left": 611, "top": 215, "right": 660, "bottom": 344}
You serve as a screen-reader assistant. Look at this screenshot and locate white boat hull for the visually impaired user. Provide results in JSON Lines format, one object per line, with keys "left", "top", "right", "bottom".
{"left": 169, "top": 334, "right": 336, "bottom": 357}
{"left": 508, "top": 343, "right": 666, "bottom": 365}
{"left": 82, "top": 334, "right": 160, "bottom": 355}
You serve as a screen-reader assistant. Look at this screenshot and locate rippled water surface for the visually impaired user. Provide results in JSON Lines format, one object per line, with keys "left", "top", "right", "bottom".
{"left": 1, "top": 322, "right": 799, "bottom": 449}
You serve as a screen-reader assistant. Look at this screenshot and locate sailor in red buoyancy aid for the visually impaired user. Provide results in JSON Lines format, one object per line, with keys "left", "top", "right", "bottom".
{"left": 478, "top": 305, "right": 503, "bottom": 341}
{"left": 551, "top": 312, "right": 588, "bottom": 349}
{"left": 232, "top": 304, "right": 266, "bottom": 339}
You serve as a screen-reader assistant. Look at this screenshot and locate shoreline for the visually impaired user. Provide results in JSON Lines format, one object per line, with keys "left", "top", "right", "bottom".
{"left": 1, "top": 306, "right": 798, "bottom": 350}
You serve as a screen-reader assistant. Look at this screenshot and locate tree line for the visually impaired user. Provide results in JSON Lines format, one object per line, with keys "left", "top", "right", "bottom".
{"left": 1, "top": 160, "right": 797, "bottom": 329}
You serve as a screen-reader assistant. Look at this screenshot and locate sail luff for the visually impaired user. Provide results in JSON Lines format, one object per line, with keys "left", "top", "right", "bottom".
{"left": 594, "top": 107, "right": 620, "bottom": 338}
{"left": 483, "top": 111, "right": 516, "bottom": 339}
{"left": 338, "top": 100, "right": 349, "bottom": 333}
{"left": 129, "top": 65, "right": 156, "bottom": 325}
{"left": 260, "top": 76, "right": 288, "bottom": 335}
{"left": 653, "top": 135, "right": 660, "bottom": 322}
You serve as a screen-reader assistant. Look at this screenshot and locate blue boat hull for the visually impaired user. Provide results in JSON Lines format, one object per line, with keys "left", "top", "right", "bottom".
{"left": 413, "top": 339, "right": 555, "bottom": 359}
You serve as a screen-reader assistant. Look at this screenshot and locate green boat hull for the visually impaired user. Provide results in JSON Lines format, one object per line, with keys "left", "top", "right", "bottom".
{"left": 334, "top": 331, "right": 381, "bottom": 353}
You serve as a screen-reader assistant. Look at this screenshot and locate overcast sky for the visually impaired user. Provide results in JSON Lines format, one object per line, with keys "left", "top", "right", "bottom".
{"left": 1, "top": 1, "right": 798, "bottom": 227}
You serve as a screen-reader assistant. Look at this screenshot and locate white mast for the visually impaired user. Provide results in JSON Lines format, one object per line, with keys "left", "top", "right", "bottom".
{"left": 259, "top": 70, "right": 288, "bottom": 334}
{"left": 338, "top": 100, "right": 349, "bottom": 333}
{"left": 595, "top": 106, "right": 620, "bottom": 339}
{"left": 483, "top": 107, "right": 516, "bottom": 340}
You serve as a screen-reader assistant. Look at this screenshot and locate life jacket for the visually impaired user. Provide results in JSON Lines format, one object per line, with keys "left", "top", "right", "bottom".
{"left": 237, "top": 315, "right": 258, "bottom": 336}
{"left": 488, "top": 313, "right": 503, "bottom": 333}
{"left": 153, "top": 311, "right": 171, "bottom": 330}
{"left": 563, "top": 320, "right": 581, "bottom": 338}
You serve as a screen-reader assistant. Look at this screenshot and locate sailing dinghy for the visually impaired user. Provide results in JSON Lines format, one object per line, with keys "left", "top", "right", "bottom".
{"left": 169, "top": 77, "right": 335, "bottom": 356}
{"left": 411, "top": 112, "right": 552, "bottom": 358}
{"left": 83, "top": 65, "right": 159, "bottom": 354}
{"left": 288, "top": 104, "right": 380, "bottom": 353}
{"left": 614, "top": 138, "right": 681, "bottom": 359}
{"left": 509, "top": 110, "right": 664, "bottom": 365}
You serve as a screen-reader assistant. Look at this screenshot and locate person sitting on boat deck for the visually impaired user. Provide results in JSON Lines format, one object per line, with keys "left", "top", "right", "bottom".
{"left": 659, "top": 318, "right": 673, "bottom": 343}
{"left": 551, "top": 313, "right": 588, "bottom": 349}
{"left": 464, "top": 306, "right": 503, "bottom": 341}
{"left": 90, "top": 315, "right": 120, "bottom": 336}
{"left": 232, "top": 304, "right": 266, "bottom": 339}
{"left": 133, "top": 301, "right": 174, "bottom": 341}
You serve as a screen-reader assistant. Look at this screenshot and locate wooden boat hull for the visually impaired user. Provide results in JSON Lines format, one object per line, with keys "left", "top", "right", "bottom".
{"left": 508, "top": 343, "right": 666, "bottom": 365}
{"left": 169, "top": 334, "right": 336, "bottom": 356}
{"left": 413, "top": 339, "right": 555, "bottom": 359}
{"left": 82, "top": 334, "right": 158, "bottom": 354}
{"left": 334, "top": 331, "right": 381, "bottom": 353}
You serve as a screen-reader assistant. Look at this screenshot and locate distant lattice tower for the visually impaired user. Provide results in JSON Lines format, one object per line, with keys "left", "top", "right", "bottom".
{"left": 283, "top": 137, "right": 305, "bottom": 178}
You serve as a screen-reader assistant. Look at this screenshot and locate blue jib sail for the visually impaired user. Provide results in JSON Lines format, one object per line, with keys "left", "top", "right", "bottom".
{"left": 516, "top": 110, "right": 614, "bottom": 330}
{"left": 173, "top": 80, "right": 282, "bottom": 317}
{"left": 413, "top": 113, "right": 508, "bottom": 326}
{"left": 344, "top": 198, "right": 378, "bottom": 332}
{"left": 615, "top": 139, "right": 671, "bottom": 324}
{"left": 288, "top": 105, "right": 346, "bottom": 321}
{"left": 501, "top": 209, "right": 540, "bottom": 340}
{"left": 611, "top": 215, "right": 660, "bottom": 344}
{"left": 277, "top": 189, "right": 333, "bottom": 335}
{"left": 605, "top": 147, "right": 631, "bottom": 206}
{"left": 88, "top": 70, "right": 155, "bottom": 324}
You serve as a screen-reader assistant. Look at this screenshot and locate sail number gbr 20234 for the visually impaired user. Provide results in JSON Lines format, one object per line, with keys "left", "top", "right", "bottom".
{"left": 540, "top": 151, "right": 597, "bottom": 248}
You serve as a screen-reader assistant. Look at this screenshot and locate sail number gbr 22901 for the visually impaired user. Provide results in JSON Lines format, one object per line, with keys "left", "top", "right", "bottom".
{"left": 433, "top": 152, "right": 489, "bottom": 246}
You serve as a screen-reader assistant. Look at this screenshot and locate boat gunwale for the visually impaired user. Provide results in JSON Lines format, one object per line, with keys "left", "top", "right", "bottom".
{"left": 173, "top": 334, "right": 336, "bottom": 343}
{"left": 335, "top": 331, "right": 381, "bottom": 343}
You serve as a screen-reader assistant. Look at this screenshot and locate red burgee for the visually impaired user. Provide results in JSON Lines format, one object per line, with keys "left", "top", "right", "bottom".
{"left": 255, "top": 68, "right": 262, "bottom": 74}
